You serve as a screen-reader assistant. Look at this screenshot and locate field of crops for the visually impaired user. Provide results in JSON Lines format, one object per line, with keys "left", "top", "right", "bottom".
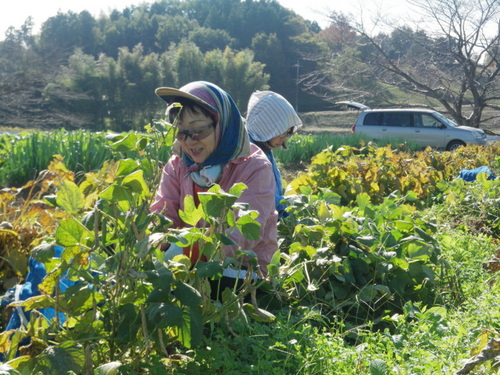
{"left": 0, "top": 127, "right": 499, "bottom": 374}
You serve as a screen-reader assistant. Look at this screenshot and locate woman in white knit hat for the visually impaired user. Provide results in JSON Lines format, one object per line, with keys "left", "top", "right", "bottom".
{"left": 245, "top": 90, "right": 302, "bottom": 218}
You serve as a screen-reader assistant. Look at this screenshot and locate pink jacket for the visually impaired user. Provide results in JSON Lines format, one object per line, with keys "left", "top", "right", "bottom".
{"left": 151, "top": 143, "right": 278, "bottom": 274}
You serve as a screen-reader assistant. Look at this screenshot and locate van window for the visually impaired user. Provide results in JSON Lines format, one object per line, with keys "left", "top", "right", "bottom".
{"left": 363, "top": 112, "right": 383, "bottom": 125}
{"left": 416, "top": 113, "right": 441, "bottom": 128}
{"left": 383, "top": 112, "right": 412, "bottom": 127}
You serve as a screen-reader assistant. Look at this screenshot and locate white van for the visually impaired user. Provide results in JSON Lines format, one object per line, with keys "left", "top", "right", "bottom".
{"left": 339, "top": 102, "right": 488, "bottom": 151}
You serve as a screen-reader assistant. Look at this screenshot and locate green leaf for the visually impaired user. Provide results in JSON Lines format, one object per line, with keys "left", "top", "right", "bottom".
{"left": 174, "top": 282, "right": 201, "bottom": 308}
{"left": 145, "top": 268, "right": 173, "bottom": 290}
{"left": 146, "top": 288, "right": 171, "bottom": 303}
{"left": 9, "top": 295, "right": 55, "bottom": 311}
{"left": 332, "top": 283, "right": 350, "bottom": 299}
{"left": 177, "top": 308, "right": 194, "bottom": 349}
{"left": 355, "top": 235, "right": 375, "bottom": 247}
{"left": 389, "top": 256, "right": 409, "bottom": 271}
{"left": 31, "top": 243, "right": 56, "bottom": 263}
{"left": 146, "top": 303, "right": 183, "bottom": 329}
{"left": 322, "top": 190, "right": 342, "bottom": 205}
{"left": 317, "top": 202, "right": 330, "bottom": 223}
{"left": 188, "top": 307, "right": 203, "bottom": 348}
{"left": 34, "top": 341, "right": 85, "bottom": 375}
{"left": 394, "top": 220, "right": 414, "bottom": 232}
{"left": 115, "top": 304, "right": 140, "bottom": 342}
{"left": 122, "top": 169, "right": 149, "bottom": 197}
{"left": 116, "top": 159, "right": 138, "bottom": 177}
{"left": 226, "top": 209, "right": 235, "bottom": 226}
{"left": 200, "top": 241, "right": 217, "bottom": 259}
{"left": 408, "top": 263, "right": 435, "bottom": 283}
{"left": 213, "top": 233, "right": 238, "bottom": 246}
{"left": 99, "top": 185, "right": 131, "bottom": 212}
{"left": 243, "top": 303, "right": 276, "bottom": 323}
{"left": 356, "top": 192, "right": 371, "bottom": 209}
{"left": 266, "top": 250, "right": 281, "bottom": 278}
{"left": 56, "top": 180, "right": 84, "bottom": 215}
{"left": 286, "top": 268, "right": 304, "bottom": 283}
{"left": 196, "top": 262, "right": 223, "bottom": 278}
{"left": 56, "top": 218, "right": 92, "bottom": 247}
{"left": 95, "top": 361, "right": 122, "bottom": 375}
{"left": 414, "top": 226, "right": 437, "bottom": 243}
{"left": 179, "top": 195, "right": 203, "bottom": 226}
{"left": 358, "top": 285, "right": 378, "bottom": 302}
{"left": 369, "top": 359, "right": 388, "bottom": 375}
{"left": 299, "top": 185, "right": 312, "bottom": 195}
{"left": 108, "top": 132, "right": 138, "bottom": 152}
{"left": 236, "top": 212, "right": 261, "bottom": 240}
{"left": 64, "top": 285, "right": 105, "bottom": 313}
{"left": 198, "top": 189, "right": 238, "bottom": 217}
{"left": 341, "top": 259, "right": 356, "bottom": 283}
{"left": 228, "top": 182, "right": 247, "bottom": 197}
{"left": 406, "top": 242, "right": 433, "bottom": 261}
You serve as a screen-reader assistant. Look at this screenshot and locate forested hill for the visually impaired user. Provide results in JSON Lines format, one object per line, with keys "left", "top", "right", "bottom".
{"left": 0, "top": 0, "right": 331, "bottom": 131}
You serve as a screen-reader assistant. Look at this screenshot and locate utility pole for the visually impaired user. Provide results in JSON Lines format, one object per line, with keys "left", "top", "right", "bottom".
{"left": 295, "top": 59, "right": 300, "bottom": 112}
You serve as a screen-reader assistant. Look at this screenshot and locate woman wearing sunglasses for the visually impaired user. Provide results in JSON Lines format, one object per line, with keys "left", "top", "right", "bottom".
{"left": 150, "top": 81, "right": 278, "bottom": 296}
{"left": 245, "top": 91, "right": 302, "bottom": 218}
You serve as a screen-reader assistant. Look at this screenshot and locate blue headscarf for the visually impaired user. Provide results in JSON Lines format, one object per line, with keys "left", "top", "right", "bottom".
{"left": 155, "top": 81, "right": 250, "bottom": 170}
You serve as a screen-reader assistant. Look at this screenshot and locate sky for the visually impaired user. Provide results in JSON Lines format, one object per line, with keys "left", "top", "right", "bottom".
{"left": 0, "top": 0, "right": 411, "bottom": 39}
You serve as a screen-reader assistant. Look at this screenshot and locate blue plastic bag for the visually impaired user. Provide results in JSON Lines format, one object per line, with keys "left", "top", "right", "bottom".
{"left": 457, "top": 166, "right": 496, "bottom": 182}
{"left": 1, "top": 245, "right": 78, "bottom": 331}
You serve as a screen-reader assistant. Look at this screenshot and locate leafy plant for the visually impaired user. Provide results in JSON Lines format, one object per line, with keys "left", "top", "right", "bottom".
{"left": 0, "top": 122, "right": 276, "bottom": 373}
{"left": 431, "top": 173, "right": 500, "bottom": 238}
{"left": 1, "top": 129, "right": 500, "bottom": 374}
{"left": 288, "top": 143, "right": 500, "bottom": 207}
{"left": 273, "top": 188, "right": 447, "bottom": 326}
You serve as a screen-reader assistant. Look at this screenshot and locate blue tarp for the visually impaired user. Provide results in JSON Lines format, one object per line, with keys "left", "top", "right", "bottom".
{"left": 457, "top": 166, "right": 496, "bottom": 182}
{"left": 1, "top": 245, "right": 77, "bottom": 331}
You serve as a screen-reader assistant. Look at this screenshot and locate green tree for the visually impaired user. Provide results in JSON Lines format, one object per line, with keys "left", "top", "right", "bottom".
{"left": 114, "top": 44, "right": 158, "bottom": 130}
{"left": 251, "top": 33, "right": 289, "bottom": 96}
{"left": 175, "top": 41, "right": 205, "bottom": 85}
{"left": 203, "top": 49, "right": 225, "bottom": 85}
{"left": 188, "top": 27, "right": 235, "bottom": 53}
{"left": 155, "top": 15, "right": 199, "bottom": 52}
{"left": 39, "top": 11, "right": 97, "bottom": 57}
{"left": 158, "top": 48, "right": 178, "bottom": 88}
{"left": 215, "top": 47, "right": 269, "bottom": 109}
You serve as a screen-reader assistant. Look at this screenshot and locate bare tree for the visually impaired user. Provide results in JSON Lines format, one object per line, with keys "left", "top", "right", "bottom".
{"left": 315, "top": 0, "right": 500, "bottom": 128}
{"left": 300, "top": 12, "right": 389, "bottom": 105}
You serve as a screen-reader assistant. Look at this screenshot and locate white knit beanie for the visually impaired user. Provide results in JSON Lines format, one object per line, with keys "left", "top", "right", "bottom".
{"left": 245, "top": 91, "right": 302, "bottom": 142}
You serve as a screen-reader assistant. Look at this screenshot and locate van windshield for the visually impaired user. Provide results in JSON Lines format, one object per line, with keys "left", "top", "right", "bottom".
{"left": 434, "top": 112, "right": 458, "bottom": 128}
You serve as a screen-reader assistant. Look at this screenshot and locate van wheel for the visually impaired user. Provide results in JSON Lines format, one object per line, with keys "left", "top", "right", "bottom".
{"left": 446, "top": 140, "right": 465, "bottom": 151}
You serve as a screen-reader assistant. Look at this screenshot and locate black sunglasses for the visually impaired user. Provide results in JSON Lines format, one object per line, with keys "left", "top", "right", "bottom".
{"left": 278, "top": 126, "right": 296, "bottom": 139}
{"left": 176, "top": 123, "right": 215, "bottom": 141}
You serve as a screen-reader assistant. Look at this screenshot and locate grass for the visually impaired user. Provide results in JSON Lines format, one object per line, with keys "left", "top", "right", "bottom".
{"left": 0, "top": 130, "right": 113, "bottom": 187}
{"left": 0, "top": 129, "right": 420, "bottom": 188}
